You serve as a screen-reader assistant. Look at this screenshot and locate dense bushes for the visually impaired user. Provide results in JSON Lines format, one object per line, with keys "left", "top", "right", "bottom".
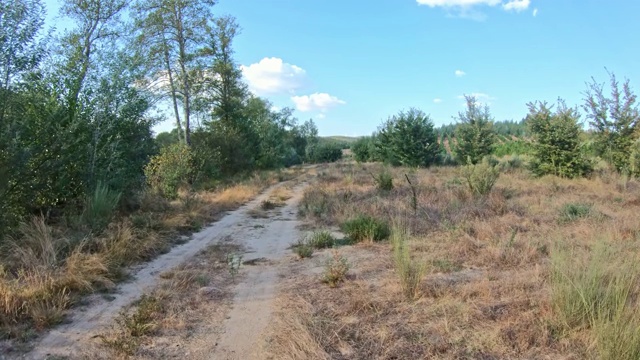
{"left": 144, "top": 143, "right": 196, "bottom": 200}
{"left": 526, "top": 101, "right": 593, "bottom": 178}
{"left": 307, "top": 143, "right": 343, "bottom": 164}
{"left": 376, "top": 108, "right": 440, "bottom": 167}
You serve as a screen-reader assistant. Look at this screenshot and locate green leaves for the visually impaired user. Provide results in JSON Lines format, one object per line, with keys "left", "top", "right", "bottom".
{"left": 376, "top": 108, "right": 440, "bottom": 168}
{"left": 453, "top": 95, "right": 497, "bottom": 165}
{"left": 527, "top": 100, "right": 593, "bottom": 178}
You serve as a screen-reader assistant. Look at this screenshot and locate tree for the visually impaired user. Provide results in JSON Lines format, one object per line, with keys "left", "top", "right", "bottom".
{"left": 583, "top": 72, "right": 640, "bottom": 174}
{"left": 376, "top": 108, "right": 440, "bottom": 167}
{"left": 453, "top": 95, "right": 497, "bottom": 165}
{"left": 527, "top": 100, "right": 592, "bottom": 178}
{"left": 133, "top": 0, "right": 217, "bottom": 145}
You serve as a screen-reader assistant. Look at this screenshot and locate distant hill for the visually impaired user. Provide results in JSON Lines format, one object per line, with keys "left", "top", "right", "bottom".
{"left": 321, "top": 136, "right": 360, "bottom": 144}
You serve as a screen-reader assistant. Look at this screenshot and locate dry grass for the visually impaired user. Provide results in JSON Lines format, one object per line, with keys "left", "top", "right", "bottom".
{"left": 270, "top": 161, "right": 640, "bottom": 359}
{"left": 86, "top": 243, "right": 242, "bottom": 359}
{"left": 0, "top": 167, "right": 303, "bottom": 342}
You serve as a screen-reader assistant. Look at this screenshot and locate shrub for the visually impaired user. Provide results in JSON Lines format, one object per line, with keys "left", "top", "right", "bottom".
{"left": 322, "top": 250, "right": 349, "bottom": 287}
{"left": 391, "top": 224, "right": 425, "bottom": 300}
{"left": 351, "top": 136, "right": 376, "bottom": 162}
{"left": 375, "top": 108, "right": 440, "bottom": 167}
{"left": 371, "top": 168, "right": 394, "bottom": 191}
{"left": 82, "top": 182, "right": 121, "bottom": 233}
{"left": 307, "top": 143, "right": 343, "bottom": 164}
{"left": 551, "top": 242, "right": 640, "bottom": 360}
{"left": 144, "top": 143, "right": 195, "bottom": 200}
{"left": 341, "top": 215, "right": 390, "bottom": 243}
{"left": 308, "top": 231, "right": 336, "bottom": 249}
{"left": 453, "top": 95, "right": 497, "bottom": 165}
{"left": 292, "top": 239, "right": 314, "bottom": 258}
{"left": 559, "top": 202, "right": 592, "bottom": 222}
{"left": 584, "top": 72, "right": 640, "bottom": 174}
{"left": 461, "top": 157, "right": 500, "bottom": 197}
{"left": 527, "top": 100, "right": 593, "bottom": 178}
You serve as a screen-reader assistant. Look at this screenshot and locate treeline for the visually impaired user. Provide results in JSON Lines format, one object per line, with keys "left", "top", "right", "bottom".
{"left": 353, "top": 73, "right": 640, "bottom": 179}
{"left": 0, "top": 0, "right": 338, "bottom": 240}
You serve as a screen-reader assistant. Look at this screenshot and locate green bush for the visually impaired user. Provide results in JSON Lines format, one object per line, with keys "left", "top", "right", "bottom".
{"left": 453, "top": 96, "right": 497, "bottom": 165}
{"left": 371, "top": 168, "right": 394, "bottom": 191}
{"left": 82, "top": 182, "right": 121, "bottom": 233}
{"left": 322, "top": 250, "right": 349, "bottom": 287}
{"left": 527, "top": 100, "right": 593, "bottom": 178}
{"left": 376, "top": 108, "right": 440, "bottom": 167}
{"left": 559, "top": 203, "right": 592, "bottom": 222}
{"left": 351, "top": 136, "right": 377, "bottom": 162}
{"left": 292, "top": 238, "right": 314, "bottom": 258}
{"left": 144, "top": 143, "right": 195, "bottom": 200}
{"left": 461, "top": 157, "right": 500, "bottom": 197}
{"left": 307, "top": 143, "right": 343, "bottom": 164}
{"left": 341, "top": 215, "right": 390, "bottom": 243}
{"left": 308, "top": 231, "right": 336, "bottom": 249}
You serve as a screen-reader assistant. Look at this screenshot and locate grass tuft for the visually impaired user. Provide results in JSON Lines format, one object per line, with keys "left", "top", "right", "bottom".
{"left": 341, "top": 215, "right": 390, "bottom": 243}
{"left": 322, "top": 250, "right": 349, "bottom": 287}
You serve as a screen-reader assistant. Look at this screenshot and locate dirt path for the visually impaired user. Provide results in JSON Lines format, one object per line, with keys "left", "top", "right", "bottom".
{"left": 26, "top": 180, "right": 308, "bottom": 360}
{"left": 210, "top": 183, "right": 306, "bottom": 360}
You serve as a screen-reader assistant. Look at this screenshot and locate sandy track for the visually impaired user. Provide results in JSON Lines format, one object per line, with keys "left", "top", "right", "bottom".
{"left": 25, "top": 180, "right": 307, "bottom": 360}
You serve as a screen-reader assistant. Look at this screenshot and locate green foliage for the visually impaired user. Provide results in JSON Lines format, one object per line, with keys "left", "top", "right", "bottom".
{"left": 453, "top": 95, "right": 497, "bottom": 165}
{"left": 551, "top": 242, "right": 640, "bottom": 360}
{"left": 371, "top": 168, "right": 394, "bottom": 191}
{"left": 492, "top": 140, "right": 533, "bottom": 157}
{"left": 351, "top": 136, "right": 377, "bottom": 163}
{"left": 82, "top": 183, "right": 121, "bottom": 234}
{"left": 341, "top": 215, "right": 390, "bottom": 243}
{"left": 376, "top": 108, "right": 440, "bottom": 167}
{"left": 461, "top": 157, "right": 500, "bottom": 197}
{"left": 559, "top": 203, "right": 592, "bottom": 223}
{"left": 527, "top": 100, "right": 593, "bottom": 178}
{"left": 308, "top": 231, "right": 336, "bottom": 249}
{"left": 584, "top": 72, "right": 640, "bottom": 174}
{"left": 292, "top": 238, "right": 314, "bottom": 259}
{"left": 307, "top": 143, "right": 343, "bottom": 164}
{"left": 144, "top": 143, "right": 195, "bottom": 200}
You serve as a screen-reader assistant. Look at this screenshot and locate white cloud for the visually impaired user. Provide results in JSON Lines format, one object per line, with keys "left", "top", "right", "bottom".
{"left": 503, "top": 0, "right": 530, "bottom": 12}
{"left": 417, "top": 0, "right": 534, "bottom": 18}
{"left": 316, "top": 113, "right": 327, "bottom": 119}
{"left": 455, "top": 70, "right": 466, "bottom": 77}
{"left": 533, "top": 8, "right": 538, "bottom": 16}
{"left": 291, "top": 93, "right": 346, "bottom": 113}
{"left": 417, "top": 0, "right": 501, "bottom": 7}
{"left": 240, "top": 57, "right": 306, "bottom": 95}
{"left": 433, "top": 98, "right": 443, "bottom": 104}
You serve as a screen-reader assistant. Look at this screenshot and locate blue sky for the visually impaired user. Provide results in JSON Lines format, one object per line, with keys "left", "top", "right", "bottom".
{"left": 44, "top": 0, "right": 640, "bottom": 136}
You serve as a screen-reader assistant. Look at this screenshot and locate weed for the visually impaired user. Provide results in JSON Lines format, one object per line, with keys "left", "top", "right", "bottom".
{"left": 83, "top": 182, "right": 121, "bottom": 234}
{"left": 559, "top": 202, "right": 592, "bottom": 223}
{"left": 322, "top": 250, "right": 349, "bottom": 287}
{"left": 370, "top": 168, "right": 394, "bottom": 191}
{"left": 341, "top": 215, "right": 390, "bottom": 243}
{"left": 292, "top": 239, "right": 314, "bottom": 259}
{"left": 307, "top": 231, "right": 336, "bottom": 249}
{"left": 405, "top": 174, "right": 418, "bottom": 214}
{"left": 227, "top": 253, "right": 243, "bottom": 279}
{"left": 391, "top": 224, "right": 425, "bottom": 300}
{"left": 431, "top": 259, "right": 462, "bottom": 273}
{"left": 461, "top": 157, "right": 500, "bottom": 197}
{"left": 261, "top": 199, "right": 278, "bottom": 210}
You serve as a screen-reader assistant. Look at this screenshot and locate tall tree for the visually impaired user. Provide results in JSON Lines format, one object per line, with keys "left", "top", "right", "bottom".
{"left": 453, "top": 95, "right": 496, "bottom": 165}
{"left": 134, "top": 0, "right": 217, "bottom": 145}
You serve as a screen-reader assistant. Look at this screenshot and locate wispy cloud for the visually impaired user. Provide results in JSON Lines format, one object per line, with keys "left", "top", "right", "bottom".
{"left": 533, "top": 8, "right": 538, "bottom": 16}
{"left": 417, "top": 0, "right": 534, "bottom": 19}
{"left": 503, "top": 0, "right": 531, "bottom": 12}
{"left": 433, "top": 98, "right": 443, "bottom": 104}
{"left": 455, "top": 70, "right": 466, "bottom": 77}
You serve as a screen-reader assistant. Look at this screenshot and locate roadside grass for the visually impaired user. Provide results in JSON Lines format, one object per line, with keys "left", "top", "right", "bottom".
{"left": 94, "top": 244, "right": 242, "bottom": 358}
{"left": 270, "top": 161, "right": 640, "bottom": 359}
{"left": 0, "top": 168, "right": 302, "bottom": 341}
